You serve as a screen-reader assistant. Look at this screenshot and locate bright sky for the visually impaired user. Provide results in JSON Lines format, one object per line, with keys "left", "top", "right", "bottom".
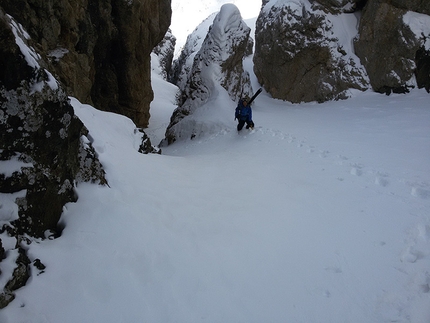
{"left": 170, "top": 0, "right": 262, "bottom": 52}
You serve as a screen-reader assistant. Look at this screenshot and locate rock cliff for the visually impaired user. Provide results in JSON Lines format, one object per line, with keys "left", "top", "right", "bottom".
{"left": 354, "top": 0, "right": 430, "bottom": 93}
{"left": 254, "top": 0, "right": 429, "bottom": 102}
{"left": 254, "top": 0, "right": 369, "bottom": 103}
{"left": 1, "top": 0, "right": 171, "bottom": 127}
{"left": 0, "top": 10, "right": 107, "bottom": 237}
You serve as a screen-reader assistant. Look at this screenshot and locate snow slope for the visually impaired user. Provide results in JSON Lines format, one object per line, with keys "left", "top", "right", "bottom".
{"left": 1, "top": 3, "right": 430, "bottom": 321}
{"left": 1, "top": 63, "right": 430, "bottom": 322}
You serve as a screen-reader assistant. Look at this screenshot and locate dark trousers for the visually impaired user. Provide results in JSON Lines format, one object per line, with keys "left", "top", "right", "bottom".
{"left": 237, "top": 119, "right": 254, "bottom": 131}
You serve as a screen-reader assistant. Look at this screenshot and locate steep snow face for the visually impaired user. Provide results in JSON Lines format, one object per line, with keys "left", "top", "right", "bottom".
{"left": 196, "top": 4, "right": 253, "bottom": 99}
{"left": 7, "top": 14, "right": 40, "bottom": 69}
{"left": 169, "top": 13, "right": 217, "bottom": 91}
{"left": 164, "top": 4, "right": 253, "bottom": 144}
{"left": 210, "top": 4, "right": 245, "bottom": 59}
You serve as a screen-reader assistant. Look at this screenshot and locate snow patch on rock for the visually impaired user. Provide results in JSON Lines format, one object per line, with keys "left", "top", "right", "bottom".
{"left": 403, "top": 11, "right": 430, "bottom": 50}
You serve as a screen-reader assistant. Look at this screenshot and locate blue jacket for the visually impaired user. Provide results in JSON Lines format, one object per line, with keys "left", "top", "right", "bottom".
{"left": 235, "top": 99, "right": 252, "bottom": 121}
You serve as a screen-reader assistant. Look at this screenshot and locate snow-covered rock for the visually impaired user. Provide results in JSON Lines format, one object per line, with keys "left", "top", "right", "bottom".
{"left": 1, "top": 11, "right": 107, "bottom": 236}
{"left": 355, "top": 0, "right": 430, "bottom": 94}
{"left": 152, "top": 28, "right": 176, "bottom": 81}
{"left": 169, "top": 13, "right": 217, "bottom": 91}
{"left": 0, "top": 11, "right": 107, "bottom": 306}
{"left": 313, "top": 0, "right": 362, "bottom": 13}
{"left": 164, "top": 4, "right": 254, "bottom": 144}
{"left": 0, "top": 15, "right": 108, "bottom": 220}
{"left": 170, "top": 0, "right": 262, "bottom": 56}
{"left": 254, "top": 0, "right": 369, "bottom": 103}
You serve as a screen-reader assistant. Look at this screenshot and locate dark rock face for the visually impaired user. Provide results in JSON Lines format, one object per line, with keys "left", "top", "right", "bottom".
{"left": 253, "top": 1, "right": 369, "bottom": 103}
{"left": 1, "top": 0, "right": 172, "bottom": 127}
{"left": 415, "top": 47, "right": 430, "bottom": 91}
{"left": 254, "top": 0, "right": 429, "bottom": 101}
{"left": 164, "top": 4, "right": 253, "bottom": 144}
{"left": 388, "top": 0, "right": 430, "bottom": 15}
{"left": 0, "top": 245, "right": 32, "bottom": 308}
{"left": 4, "top": 248, "right": 30, "bottom": 293}
{"left": 0, "top": 10, "right": 107, "bottom": 237}
{"left": 354, "top": 0, "right": 430, "bottom": 94}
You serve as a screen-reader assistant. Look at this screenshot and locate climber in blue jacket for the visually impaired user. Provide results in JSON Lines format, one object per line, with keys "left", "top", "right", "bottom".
{"left": 235, "top": 97, "right": 254, "bottom": 131}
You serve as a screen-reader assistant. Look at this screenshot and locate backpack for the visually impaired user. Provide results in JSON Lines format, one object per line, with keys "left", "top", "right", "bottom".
{"left": 235, "top": 99, "right": 250, "bottom": 120}
{"left": 235, "top": 100, "right": 243, "bottom": 119}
